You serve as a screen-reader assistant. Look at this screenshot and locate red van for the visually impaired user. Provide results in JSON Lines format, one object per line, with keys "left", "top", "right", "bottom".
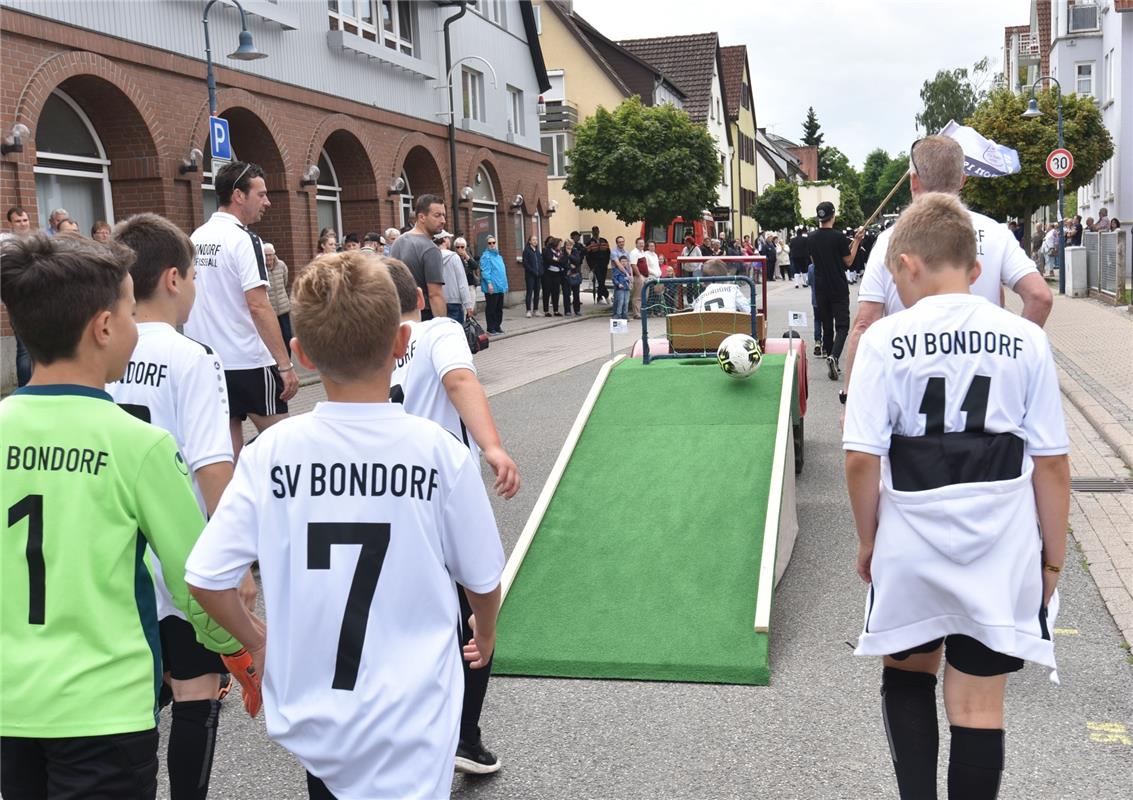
{"left": 640, "top": 215, "right": 717, "bottom": 269}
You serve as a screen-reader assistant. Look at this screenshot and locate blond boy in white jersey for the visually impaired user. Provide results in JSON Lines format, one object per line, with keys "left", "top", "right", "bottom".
{"left": 384, "top": 256, "right": 518, "bottom": 775}
{"left": 843, "top": 194, "right": 1069, "bottom": 799}
{"left": 187, "top": 252, "right": 504, "bottom": 799}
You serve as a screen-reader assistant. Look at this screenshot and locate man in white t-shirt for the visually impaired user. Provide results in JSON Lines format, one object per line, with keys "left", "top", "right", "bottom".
{"left": 184, "top": 161, "right": 297, "bottom": 458}
{"left": 187, "top": 253, "right": 503, "bottom": 800}
{"left": 843, "top": 136, "right": 1052, "bottom": 406}
{"left": 108, "top": 213, "right": 258, "bottom": 800}
{"left": 386, "top": 258, "right": 518, "bottom": 776}
{"left": 691, "top": 258, "right": 752, "bottom": 313}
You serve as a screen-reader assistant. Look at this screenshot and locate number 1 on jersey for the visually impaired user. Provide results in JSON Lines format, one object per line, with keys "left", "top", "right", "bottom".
{"left": 8, "top": 494, "right": 45, "bottom": 625}
{"left": 307, "top": 522, "right": 391, "bottom": 691}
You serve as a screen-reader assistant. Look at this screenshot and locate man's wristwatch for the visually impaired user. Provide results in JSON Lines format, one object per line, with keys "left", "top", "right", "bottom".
{"left": 838, "top": 390, "right": 848, "bottom": 405}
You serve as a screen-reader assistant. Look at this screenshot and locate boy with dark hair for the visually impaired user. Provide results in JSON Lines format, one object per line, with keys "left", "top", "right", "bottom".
{"left": 0, "top": 233, "right": 252, "bottom": 799}
{"left": 108, "top": 213, "right": 257, "bottom": 800}
{"left": 612, "top": 253, "right": 631, "bottom": 320}
{"left": 385, "top": 256, "right": 517, "bottom": 774}
{"left": 186, "top": 251, "right": 504, "bottom": 799}
{"left": 844, "top": 193, "right": 1070, "bottom": 799}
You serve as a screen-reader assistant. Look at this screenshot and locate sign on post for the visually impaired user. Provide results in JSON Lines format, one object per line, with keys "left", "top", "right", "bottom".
{"left": 788, "top": 310, "right": 808, "bottom": 328}
{"left": 1045, "top": 148, "right": 1073, "bottom": 180}
{"left": 209, "top": 116, "right": 232, "bottom": 164}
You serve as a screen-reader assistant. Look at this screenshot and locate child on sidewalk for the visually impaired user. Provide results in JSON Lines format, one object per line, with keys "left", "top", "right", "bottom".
{"left": 186, "top": 251, "right": 505, "bottom": 799}
{"left": 612, "top": 254, "right": 631, "bottom": 320}
{"left": 843, "top": 193, "right": 1070, "bottom": 799}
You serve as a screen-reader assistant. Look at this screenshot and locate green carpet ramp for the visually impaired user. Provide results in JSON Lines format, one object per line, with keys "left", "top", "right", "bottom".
{"left": 495, "top": 354, "right": 797, "bottom": 685}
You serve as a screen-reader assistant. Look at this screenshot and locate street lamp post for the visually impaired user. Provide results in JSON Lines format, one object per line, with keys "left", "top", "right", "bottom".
{"left": 1021, "top": 75, "right": 1064, "bottom": 295}
{"left": 202, "top": 0, "right": 267, "bottom": 118}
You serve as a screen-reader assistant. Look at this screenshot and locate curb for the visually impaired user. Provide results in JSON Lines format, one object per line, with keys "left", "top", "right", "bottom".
{"left": 1058, "top": 370, "right": 1133, "bottom": 474}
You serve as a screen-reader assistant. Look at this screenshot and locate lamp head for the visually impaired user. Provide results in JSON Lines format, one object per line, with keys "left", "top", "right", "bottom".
{"left": 229, "top": 30, "right": 267, "bottom": 61}
{"left": 1021, "top": 97, "right": 1043, "bottom": 118}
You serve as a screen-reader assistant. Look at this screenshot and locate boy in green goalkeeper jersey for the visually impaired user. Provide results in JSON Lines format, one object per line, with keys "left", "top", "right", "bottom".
{"left": 0, "top": 233, "right": 259, "bottom": 799}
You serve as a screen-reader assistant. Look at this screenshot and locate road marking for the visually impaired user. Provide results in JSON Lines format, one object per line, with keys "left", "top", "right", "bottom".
{"left": 1054, "top": 627, "right": 1079, "bottom": 635}
{"left": 1086, "top": 722, "right": 1132, "bottom": 746}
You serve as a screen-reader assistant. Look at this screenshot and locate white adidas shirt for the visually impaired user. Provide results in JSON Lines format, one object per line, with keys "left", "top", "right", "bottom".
{"left": 185, "top": 402, "right": 503, "bottom": 800}
{"left": 185, "top": 211, "right": 273, "bottom": 370}
{"left": 391, "top": 318, "right": 480, "bottom": 465}
{"left": 108, "top": 322, "right": 232, "bottom": 620}
{"left": 859, "top": 210, "right": 1038, "bottom": 314}
{"left": 844, "top": 294, "right": 1067, "bottom": 669}
{"left": 691, "top": 283, "right": 751, "bottom": 313}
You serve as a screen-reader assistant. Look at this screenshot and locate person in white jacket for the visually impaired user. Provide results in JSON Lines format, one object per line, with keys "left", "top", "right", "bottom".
{"left": 436, "top": 231, "right": 473, "bottom": 323}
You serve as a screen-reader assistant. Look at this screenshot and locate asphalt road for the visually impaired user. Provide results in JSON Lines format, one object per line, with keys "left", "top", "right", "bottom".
{"left": 166, "top": 288, "right": 1133, "bottom": 799}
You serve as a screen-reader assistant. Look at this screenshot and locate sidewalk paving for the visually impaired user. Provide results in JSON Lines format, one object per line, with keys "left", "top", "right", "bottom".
{"left": 1003, "top": 290, "right": 1133, "bottom": 647}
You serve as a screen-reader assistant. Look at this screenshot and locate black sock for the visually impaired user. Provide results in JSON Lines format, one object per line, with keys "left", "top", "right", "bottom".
{"left": 168, "top": 699, "right": 220, "bottom": 800}
{"left": 881, "top": 667, "right": 939, "bottom": 799}
{"left": 948, "top": 726, "right": 1004, "bottom": 800}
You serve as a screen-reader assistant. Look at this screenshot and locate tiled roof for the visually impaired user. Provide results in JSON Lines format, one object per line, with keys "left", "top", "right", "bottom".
{"left": 618, "top": 33, "right": 720, "bottom": 122}
{"left": 720, "top": 45, "right": 747, "bottom": 122}
{"left": 543, "top": 0, "right": 631, "bottom": 97}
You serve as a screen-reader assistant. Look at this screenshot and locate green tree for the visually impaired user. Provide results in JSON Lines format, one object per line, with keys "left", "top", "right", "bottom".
{"left": 563, "top": 96, "right": 722, "bottom": 226}
{"left": 837, "top": 185, "right": 864, "bottom": 229}
{"left": 752, "top": 180, "right": 801, "bottom": 233}
{"left": 961, "top": 88, "right": 1112, "bottom": 220}
{"left": 873, "top": 155, "right": 913, "bottom": 218}
{"left": 915, "top": 57, "right": 990, "bottom": 135}
{"left": 801, "top": 106, "right": 824, "bottom": 147}
{"left": 818, "top": 145, "right": 858, "bottom": 191}
{"left": 858, "top": 148, "right": 894, "bottom": 218}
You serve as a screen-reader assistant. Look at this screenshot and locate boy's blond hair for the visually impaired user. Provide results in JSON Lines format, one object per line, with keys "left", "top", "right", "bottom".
{"left": 884, "top": 192, "right": 977, "bottom": 275}
{"left": 702, "top": 258, "right": 728, "bottom": 277}
{"left": 291, "top": 251, "right": 400, "bottom": 381}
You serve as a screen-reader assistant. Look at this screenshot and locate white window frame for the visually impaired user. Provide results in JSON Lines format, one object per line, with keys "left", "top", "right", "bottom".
{"left": 721, "top": 155, "right": 728, "bottom": 186}
{"left": 534, "top": 211, "right": 542, "bottom": 247}
{"left": 380, "top": 0, "right": 414, "bottom": 56}
{"left": 1103, "top": 49, "right": 1114, "bottom": 102}
{"left": 328, "top": 1, "right": 413, "bottom": 56}
{"left": 472, "top": 0, "right": 506, "bottom": 27}
{"left": 532, "top": 4, "right": 541, "bottom": 34}
{"left": 542, "top": 133, "right": 572, "bottom": 179}
{"left": 1075, "top": 62, "right": 1094, "bottom": 97}
{"left": 327, "top": 0, "right": 376, "bottom": 34}
{"left": 471, "top": 167, "right": 498, "bottom": 255}
{"left": 316, "top": 148, "right": 343, "bottom": 238}
{"left": 507, "top": 85, "right": 525, "bottom": 137}
{"left": 462, "top": 67, "right": 486, "bottom": 123}
{"left": 34, "top": 89, "right": 114, "bottom": 225}
{"left": 399, "top": 171, "right": 413, "bottom": 229}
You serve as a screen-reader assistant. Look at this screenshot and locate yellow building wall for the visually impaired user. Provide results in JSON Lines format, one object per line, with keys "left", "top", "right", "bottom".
{"left": 536, "top": 0, "right": 640, "bottom": 247}
{"left": 729, "top": 66, "right": 758, "bottom": 242}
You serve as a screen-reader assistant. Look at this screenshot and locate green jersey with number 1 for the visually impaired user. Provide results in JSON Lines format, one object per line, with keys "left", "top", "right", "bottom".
{"left": 1, "top": 385, "right": 223, "bottom": 737}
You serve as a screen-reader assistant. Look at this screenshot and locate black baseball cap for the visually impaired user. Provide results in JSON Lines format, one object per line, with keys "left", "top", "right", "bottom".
{"left": 816, "top": 201, "right": 835, "bottom": 221}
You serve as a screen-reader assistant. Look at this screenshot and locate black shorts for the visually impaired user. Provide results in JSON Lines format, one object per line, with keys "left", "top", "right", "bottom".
{"left": 225, "top": 365, "right": 288, "bottom": 420}
{"left": 890, "top": 634, "right": 1024, "bottom": 677}
{"left": 1, "top": 728, "right": 159, "bottom": 799}
{"left": 160, "top": 616, "right": 224, "bottom": 680}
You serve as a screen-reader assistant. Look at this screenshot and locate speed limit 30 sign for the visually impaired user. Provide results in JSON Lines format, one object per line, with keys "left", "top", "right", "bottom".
{"left": 1046, "top": 148, "right": 1074, "bottom": 180}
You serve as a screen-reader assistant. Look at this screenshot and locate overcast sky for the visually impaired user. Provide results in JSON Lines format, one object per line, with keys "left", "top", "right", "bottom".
{"left": 571, "top": 0, "right": 1029, "bottom": 168}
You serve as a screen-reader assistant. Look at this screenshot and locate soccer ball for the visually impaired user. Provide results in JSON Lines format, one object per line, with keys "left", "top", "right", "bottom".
{"left": 717, "top": 334, "right": 762, "bottom": 379}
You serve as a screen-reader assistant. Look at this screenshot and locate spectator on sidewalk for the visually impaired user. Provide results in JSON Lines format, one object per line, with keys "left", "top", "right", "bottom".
{"left": 775, "top": 234, "right": 791, "bottom": 281}
{"left": 585, "top": 227, "right": 611, "bottom": 304}
{"left": 522, "top": 234, "right": 543, "bottom": 318}
{"left": 628, "top": 236, "right": 646, "bottom": 320}
{"left": 612, "top": 254, "right": 631, "bottom": 320}
{"left": 1042, "top": 224, "right": 1059, "bottom": 277}
{"left": 317, "top": 232, "right": 337, "bottom": 256}
{"left": 342, "top": 232, "right": 360, "bottom": 251}
{"left": 264, "top": 242, "right": 292, "bottom": 356}
{"left": 541, "top": 236, "right": 566, "bottom": 317}
{"left": 436, "top": 232, "right": 474, "bottom": 324}
{"left": 361, "top": 232, "right": 382, "bottom": 252}
{"left": 90, "top": 220, "right": 111, "bottom": 243}
{"left": 383, "top": 227, "right": 400, "bottom": 256}
{"left": 455, "top": 236, "right": 479, "bottom": 310}
{"left": 611, "top": 235, "right": 629, "bottom": 267}
{"left": 45, "top": 207, "right": 69, "bottom": 235}
{"left": 565, "top": 239, "right": 583, "bottom": 318}
{"left": 4, "top": 206, "right": 34, "bottom": 386}
{"left": 761, "top": 234, "right": 778, "bottom": 282}
{"left": 480, "top": 236, "right": 507, "bottom": 334}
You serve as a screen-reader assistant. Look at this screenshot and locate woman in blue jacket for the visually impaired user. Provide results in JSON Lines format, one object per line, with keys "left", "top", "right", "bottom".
{"left": 479, "top": 236, "right": 508, "bottom": 334}
{"left": 522, "top": 234, "right": 543, "bottom": 318}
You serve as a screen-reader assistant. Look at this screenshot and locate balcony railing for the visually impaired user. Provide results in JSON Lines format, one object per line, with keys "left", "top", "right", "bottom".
{"left": 1016, "top": 31, "right": 1041, "bottom": 64}
{"left": 539, "top": 101, "right": 579, "bottom": 133}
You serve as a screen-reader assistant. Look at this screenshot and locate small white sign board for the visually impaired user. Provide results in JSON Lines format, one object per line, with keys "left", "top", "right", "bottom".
{"left": 609, "top": 319, "right": 629, "bottom": 334}
{"left": 788, "top": 310, "right": 808, "bottom": 328}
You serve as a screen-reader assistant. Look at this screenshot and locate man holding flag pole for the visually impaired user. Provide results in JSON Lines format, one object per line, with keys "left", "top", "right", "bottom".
{"left": 841, "top": 128, "right": 1053, "bottom": 404}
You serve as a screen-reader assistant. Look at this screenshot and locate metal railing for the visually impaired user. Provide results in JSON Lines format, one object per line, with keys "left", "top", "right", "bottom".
{"left": 1083, "top": 231, "right": 1119, "bottom": 295}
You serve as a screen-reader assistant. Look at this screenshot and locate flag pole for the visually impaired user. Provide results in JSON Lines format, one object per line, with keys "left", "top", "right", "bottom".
{"left": 862, "top": 170, "right": 910, "bottom": 229}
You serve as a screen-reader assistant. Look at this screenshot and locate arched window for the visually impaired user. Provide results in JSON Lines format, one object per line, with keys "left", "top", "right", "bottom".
{"left": 34, "top": 90, "right": 113, "bottom": 229}
{"left": 399, "top": 171, "right": 413, "bottom": 229}
{"left": 470, "top": 167, "right": 497, "bottom": 255}
{"left": 316, "top": 149, "right": 342, "bottom": 238}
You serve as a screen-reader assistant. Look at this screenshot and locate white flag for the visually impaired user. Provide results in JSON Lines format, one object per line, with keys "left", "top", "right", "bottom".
{"left": 939, "top": 120, "right": 1021, "bottom": 178}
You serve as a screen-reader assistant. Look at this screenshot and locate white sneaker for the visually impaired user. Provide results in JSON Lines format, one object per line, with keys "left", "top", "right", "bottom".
{"left": 525, "top": 311, "right": 532, "bottom": 318}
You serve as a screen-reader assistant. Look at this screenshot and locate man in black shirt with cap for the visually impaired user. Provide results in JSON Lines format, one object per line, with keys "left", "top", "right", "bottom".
{"left": 808, "top": 201, "right": 864, "bottom": 380}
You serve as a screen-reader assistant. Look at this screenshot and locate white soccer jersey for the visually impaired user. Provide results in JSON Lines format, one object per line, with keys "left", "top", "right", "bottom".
{"left": 391, "top": 318, "right": 480, "bottom": 464}
{"left": 185, "top": 402, "right": 503, "bottom": 800}
{"left": 691, "top": 283, "right": 752, "bottom": 313}
{"left": 859, "top": 210, "right": 1038, "bottom": 314}
{"left": 108, "top": 322, "right": 233, "bottom": 620}
{"left": 844, "top": 294, "right": 1068, "bottom": 669}
{"left": 184, "top": 211, "right": 273, "bottom": 370}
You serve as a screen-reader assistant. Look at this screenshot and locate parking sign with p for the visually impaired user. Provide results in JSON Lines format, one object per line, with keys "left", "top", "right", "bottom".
{"left": 210, "top": 116, "right": 232, "bottom": 163}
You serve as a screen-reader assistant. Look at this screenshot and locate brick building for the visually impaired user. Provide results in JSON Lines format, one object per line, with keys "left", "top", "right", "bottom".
{"left": 1, "top": 0, "right": 551, "bottom": 388}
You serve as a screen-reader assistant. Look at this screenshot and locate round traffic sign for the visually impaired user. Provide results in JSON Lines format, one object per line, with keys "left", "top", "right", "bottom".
{"left": 1046, "top": 148, "right": 1074, "bottom": 180}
